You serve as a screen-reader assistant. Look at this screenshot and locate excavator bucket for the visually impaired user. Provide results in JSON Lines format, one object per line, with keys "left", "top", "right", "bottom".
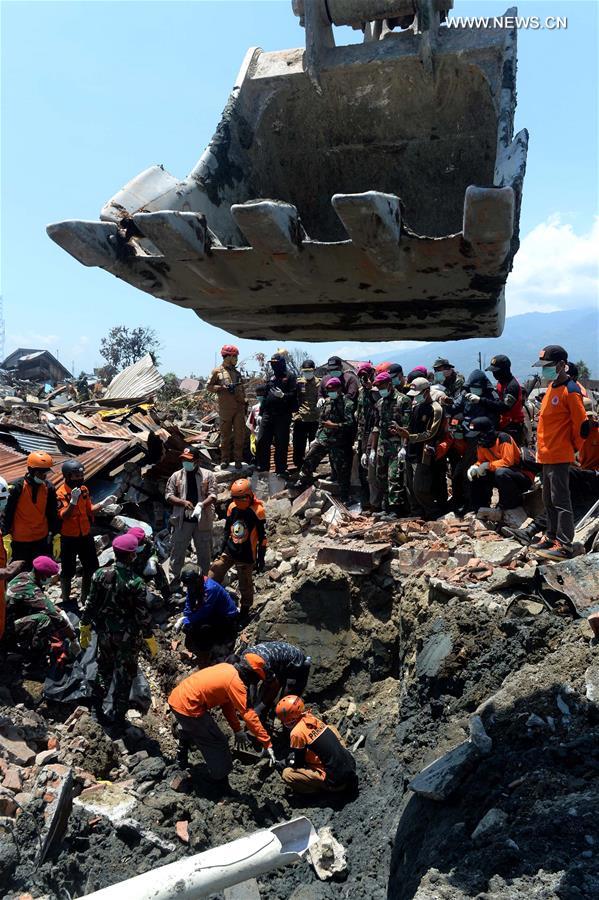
{"left": 47, "top": 2, "right": 527, "bottom": 341}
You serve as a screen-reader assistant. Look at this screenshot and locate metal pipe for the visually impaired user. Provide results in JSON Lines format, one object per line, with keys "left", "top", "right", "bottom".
{"left": 82, "top": 816, "right": 317, "bottom": 900}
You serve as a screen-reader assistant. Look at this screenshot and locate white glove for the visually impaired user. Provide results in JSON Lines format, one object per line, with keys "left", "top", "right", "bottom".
{"left": 143, "top": 557, "right": 158, "bottom": 577}
{"left": 174, "top": 616, "right": 185, "bottom": 632}
{"left": 261, "top": 746, "right": 277, "bottom": 766}
{"left": 466, "top": 393, "right": 481, "bottom": 403}
{"left": 369, "top": 449, "right": 376, "bottom": 465}
{"left": 100, "top": 494, "right": 118, "bottom": 508}
{"left": 69, "top": 487, "right": 82, "bottom": 505}
{"left": 360, "top": 453, "right": 368, "bottom": 468}
{"left": 191, "top": 502, "right": 204, "bottom": 520}
{"left": 398, "top": 447, "right": 407, "bottom": 462}
{"left": 467, "top": 464, "right": 481, "bottom": 482}
{"left": 270, "top": 386, "right": 284, "bottom": 399}
{"left": 317, "top": 397, "right": 325, "bottom": 409}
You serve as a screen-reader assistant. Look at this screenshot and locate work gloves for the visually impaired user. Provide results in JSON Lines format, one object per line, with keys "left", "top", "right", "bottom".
{"left": 69, "top": 487, "right": 82, "bottom": 505}
{"left": 465, "top": 393, "right": 481, "bottom": 404}
{"left": 467, "top": 462, "right": 490, "bottom": 481}
{"left": 316, "top": 397, "right": 325, "bottom": 409}
{"left": 100, "top": 494, "right": 118, "bottom": 508}
{"left": 144, "top": 636, "right": 158, "bottom": 657}
{"left": 234, "top": 730, "right": 252, "bottom": 749}
{"left": 360, "top": 453, "right": 368, "bottom": 468}
{"left": 260, "top": 746, "right": 277, "bottom": 767}
{"left": 79, "top": 623, "right": 92, "bottom": 650}
{"left": 270, "top": 386, "right": 284, "bottom": 399}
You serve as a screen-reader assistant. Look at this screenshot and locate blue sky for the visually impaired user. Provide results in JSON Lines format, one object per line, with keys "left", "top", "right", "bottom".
{"left": 1, "top": 0, "right": 597, "bottom": 376}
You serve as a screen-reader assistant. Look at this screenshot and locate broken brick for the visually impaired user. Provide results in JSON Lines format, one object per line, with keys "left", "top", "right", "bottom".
{"left": 175, "top": 820, "right": 189, "bottom": 844}
{"left": 2, "top": 766, "right": 23, "bottom": 792}
{"left": 47, "top": 736, "right": 60, "bottom": 751}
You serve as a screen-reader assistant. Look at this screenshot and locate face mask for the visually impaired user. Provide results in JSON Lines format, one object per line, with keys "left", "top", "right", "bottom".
{"left": 303, "top": 371, "right": 315, "bottom": 380}
{"left": 452, "top": 430, "right": 464, "bottom": 440}
{"left": 33, "top": 476, "right": 46, "bottom": 485}
{"left": 68, "top": 479, "right": 84, "bottom": 488}
{"left": 392, "top": 377, "right": 402, "bottom": 387}
{"left": 0, "top": 499, "right": 7, "bottom": 512}
{"left": 434, "top": 371, "right": 445, "bottom": 384}
{"left": 272, "top": 362, "right": 286, "bottom": 376}
{"left": 135, "top": 545, "right": 145, "bottom": 554}
{"left": 414, "top": 393, "right": 427, "bottom": 405}
{"left": 182, "top": 461, "right": 196, "bottom": 472}
{"left": 327, "top": 392, "right": 338, "bottom": 400}
{"left": 328, "top": 370, "right": 342, "bottom": 378}
{"left": 469, "top": 387, "right": 483, "bottom": 397}
{"left": 542, "top": 365, "right": 557, "bottom": 380}
{"left": 379, "top": 388, "right": 390, "bottom": 398}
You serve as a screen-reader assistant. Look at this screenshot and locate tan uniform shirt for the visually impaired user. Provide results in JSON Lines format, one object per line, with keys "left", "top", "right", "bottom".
{"left": 294, "top": 377, "right": 320, "bottom": 423}
{"left": 207, "top": 364, "right": 246, "bottom": 411}
{"left": 165, "top": 466, "right": 217, "bottom": 531}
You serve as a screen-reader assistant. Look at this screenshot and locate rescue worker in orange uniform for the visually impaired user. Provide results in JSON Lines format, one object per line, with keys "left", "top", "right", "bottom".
{"left": 465, "top": 417, "right": 534, "bottom": 515}
{"left": 168, "top": 661, "right": 276, "bottom": 781}
{"left": 208, "top": 479, "right": 266, "bottom": 617}
{"left": 4, "top": 451, "right": 60, "bottom": 567}
{"left": 0, "top": 477, "right": 25, "bottom": 642}
{"left": 531, "top": 345, "right": 588, "bottom": 561}
{"left": 485, "top": 355, "right": 526, "bottom": 446}
{"left": 207, "top": 344, "right": 247, "bottom": 470}
{"left": 57, "top": 460, "right": 116, "bottom": 606}
{"left": 275, "top": 695, "right": 357, "bottom": 795}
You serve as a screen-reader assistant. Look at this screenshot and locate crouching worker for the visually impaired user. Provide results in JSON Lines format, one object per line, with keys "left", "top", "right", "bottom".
{"left": 79, "top": 533, "right": 158, "bottom": 731}
{"left": 276, "top": 696, "right": 357, "bottom": 796}
{"left": 239, "top": 641, "right": 311, "bottom": 719}
{"left": 466, "top": 417, "right": 534, "bottom": 519}
{"left": 127, "top": 526, "right": 170, "bottom": 604}
{"left": 168, "top": 661, "right": 276, "bottom": 784}
{"left": 5, "top": 556, "right": 75, "bottom": 670}
{"left": 178, "top": 563, "right": 239, "bottom": 664}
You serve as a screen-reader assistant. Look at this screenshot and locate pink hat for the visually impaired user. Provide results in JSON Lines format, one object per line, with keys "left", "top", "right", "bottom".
{"left": 325, "top": 377, "right": 342, "bottom": 389}
{"left": 112, "top": 534, "right": 139, "bottom": 553}
{"left": 374, "top": 372, "right": 392, "bottom": 385}
{"left": 127, "top": 527, "right": 146, "bottom": 543}
{"left": 33, "top": 556, "right": 60, "bottom": 577}
{"left": 412, "top": 366, "right": 428, "bottom": 375}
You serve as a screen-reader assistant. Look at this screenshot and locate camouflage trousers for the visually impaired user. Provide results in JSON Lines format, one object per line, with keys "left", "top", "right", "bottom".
{"left": 301, "top": 441, "right": 351, "bottom": 495}
{"left": 95, "top": 633, "right": 139, "bottom": 719}
{"left": 13, "top": 613, "right": 58, "bottom": 651}
{"left": 377, "top": 447, "right": 409, "bottom": 511}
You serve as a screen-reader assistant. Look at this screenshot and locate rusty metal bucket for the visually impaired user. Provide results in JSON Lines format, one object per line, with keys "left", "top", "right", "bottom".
{"left": 47, "top": 4, "right": 527, "bottom": 342}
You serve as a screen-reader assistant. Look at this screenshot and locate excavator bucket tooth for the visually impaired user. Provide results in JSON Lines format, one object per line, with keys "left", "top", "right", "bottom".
{"left": 47, "top": 7, "right": 527, "bottom": 341}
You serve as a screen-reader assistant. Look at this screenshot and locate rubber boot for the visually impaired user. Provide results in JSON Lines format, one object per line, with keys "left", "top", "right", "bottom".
{"left": 504, "top": 521, "right": 542, "bottom": 546}
{"left": 60, "top": 577, "right": 72, "bottom": 604}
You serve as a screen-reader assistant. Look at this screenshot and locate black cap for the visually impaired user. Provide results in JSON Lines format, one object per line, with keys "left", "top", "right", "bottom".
{"left": 301, "top": 359, "right": 315, "bottom": 369}
{"left": 466, "top": 416, "right": 495, "bottom": 439}
{"left": 432, "top": 357, "right": 453, "bottom": 369}
{"left": 465, "top": 369, "right": 489, "bottom": 389}
{"left": 270, "top": 352, "right": 285, "bottom": 362}
{"left": 388, "top": 363, "right": 404, "bottom": 376}
{"left": 485, "top": 354, "right": 511, "bottom": 372}
{"left": 326, "top": 356, "right": 343, "bottom": 369}
{"left": 532, "top": 345, "right": 568, "bottom": 367}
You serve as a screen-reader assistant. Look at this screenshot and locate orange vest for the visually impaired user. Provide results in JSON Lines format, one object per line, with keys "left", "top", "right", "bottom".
{"left": 12, "top": 481, "right": 50, "bottom": 542}
{"left": 580, "top": 422, "right": 599, "bottom": 471}
{"left": 57, "top": 483, "right": 93, "bottom": 537}
{"left": 0, "top": 532, "right": 6, "bottom": 639}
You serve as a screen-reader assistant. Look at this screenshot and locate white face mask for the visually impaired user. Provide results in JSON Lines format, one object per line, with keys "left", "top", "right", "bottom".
{"left": 303, "top": 371, "right": 315, "bottom": 380}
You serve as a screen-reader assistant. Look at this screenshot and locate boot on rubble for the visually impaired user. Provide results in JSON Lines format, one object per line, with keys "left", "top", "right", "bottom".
{"left": 503, "top": 520, "right": 542, "bottom": 545}
{"left": 60, "top": 577, "right": 72, "bottom": 604}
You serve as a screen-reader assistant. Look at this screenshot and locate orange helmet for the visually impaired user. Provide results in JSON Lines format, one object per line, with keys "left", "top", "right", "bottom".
{"left": 374, "top": 362, "right": 392, "bottom": 374}
{"left": 230, "top": 478, "right": 253, "bottom": 509}
{"left": 243, "top": 653, "right": 267, "bottom": 680}
{"left": 275, "top": 695, "right": 305, "bottom": 726}
{"left": 27, "top": 451, "right": 53, "bottom": 470}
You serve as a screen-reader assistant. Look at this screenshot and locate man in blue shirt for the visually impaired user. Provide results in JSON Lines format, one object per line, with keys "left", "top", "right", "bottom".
{"left": 179, "top": 564, "right": 239, "bottom": 663}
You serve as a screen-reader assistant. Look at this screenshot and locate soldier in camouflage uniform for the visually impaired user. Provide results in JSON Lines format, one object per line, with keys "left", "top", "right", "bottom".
{"left": 355, "top": 364, "right": 380, "bottom": 510}
{"left": 5, "top": 556, "right": 74, "bottom": 664}
{"left": 79, "top": 533, "right": 157, "bottom": 727}
{"left": 368, "top": 372, "right": 412, "bottom": 514}
{"left": 297, "top": 378, "right": 354, "bottom": 501}
{"left": 127, "top": 526, "right": 171, "bottom": 604}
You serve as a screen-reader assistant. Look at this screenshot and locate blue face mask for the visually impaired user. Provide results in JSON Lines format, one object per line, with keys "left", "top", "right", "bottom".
{"left": 469, "top": 387, "right": 483, "bottom": 397}
{"left": 328, "top": 370, "right": 342, "bottom": 378}
{"left": 434, "top": 371, "right": 445, "bottom": 384}
{"left": 327, "top": 392, "right": 338, "bottom": 400}
{"left": 182, "top": 461, "right": 196, "bottom": 472}
{"left": 0, "top": 499, "right": 7, "bottom": 512}
{"left": 135, "top": 545, "right": 145, "bottom": 554}
{"left": 414, "top": 393, "right": 427, "bottom": 405}
{"left": 542, "top": 365, "right": 557, "bottom": 381}
{"left": 379, "top": 388, "right": 390, "bottom": 398}
{"left": 392, "top": 377, "right": 402, "bottom": 387}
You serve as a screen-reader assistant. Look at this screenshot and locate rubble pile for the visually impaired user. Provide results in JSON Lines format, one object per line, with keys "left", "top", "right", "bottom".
{"left": 0, "top": 471, "right": 598, "bottom": 899}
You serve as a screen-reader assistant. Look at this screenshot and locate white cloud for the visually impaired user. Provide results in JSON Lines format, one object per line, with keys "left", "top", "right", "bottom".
{"left": 507, "top": 215, "right": 599, "bottom": 315}
{"left": 6, "top": 332, "right": 60, "bottom": 353}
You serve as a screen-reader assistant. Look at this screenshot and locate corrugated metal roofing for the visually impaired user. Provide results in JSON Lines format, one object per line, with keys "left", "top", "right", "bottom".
{"left": 103, "top": 354, "right": 165, "bottom": 402}
{"left": 0, "top": 440, "right": 138, "bottom": 488}
{"left": 0, "top": 427, "right": 61, "bottom": 456}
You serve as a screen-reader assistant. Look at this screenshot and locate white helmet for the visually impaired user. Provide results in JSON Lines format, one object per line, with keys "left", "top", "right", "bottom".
{"left": 0, "top": 477, "right": 9, "bottom": 502}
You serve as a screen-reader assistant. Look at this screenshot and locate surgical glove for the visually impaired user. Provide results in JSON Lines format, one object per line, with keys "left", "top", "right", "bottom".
{"left": 270, "top": 386, "right": 284, "bottom": 399}
{"left": 261, "top": 746, "right": 277, "bottom": 766}
{"left": 360, "top": 453, "right": 368, "bottom": 468}
{"left": 144, "top": 636, "right": 158, "bottom": 657}
{"left": 467, "top": 464, "right": 480, "bottom": 482}
{"left": 69, "top": 487, "right": 82, "bottom": 505}
{"left": 369, "top": 449, "right": 376, "bottom": 465}
{"left": 398, "top": 447, "right": 407, "bottom": 462}
{"left": 234, "top": 730, "right": 251, "bottom": 749}
{"left": 101, "top": 494, "right": 118, "bottom": 508}
{"left": 174, "top": 616, "right": 185, "bottom": 633}
{"left": 466, "top": 393, "right": 481, "bottom": 403}
{"left": 316, "top": 397, "right": 325, "bottom": 409}
{"left": 79, "top": 623, "right": 92, "bottom": 649}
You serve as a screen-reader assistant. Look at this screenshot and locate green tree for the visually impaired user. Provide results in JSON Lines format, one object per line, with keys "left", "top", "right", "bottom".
{"left": 573, "top": 360, "right": 591, "bottom": 380}
{"left": 159, "top": 372, "right": 181, "bottom": 402}
{"left": 99, "top": 326, "right": 161, "bottom": 371}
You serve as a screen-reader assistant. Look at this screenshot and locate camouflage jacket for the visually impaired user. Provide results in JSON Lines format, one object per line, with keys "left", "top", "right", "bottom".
{"left": 356, "top": 388, "right": 377, "bottom": 451}
{"left": 6, "top": 572, "right": 68, "bottom": 633}
{"left": 81, "top": 562, "right": 153, "bottom": 639}
{"left": 371, "top": 390, "right": 412, "bottom": 454}
{"left": 315, "top": 396, "right": 355, "bottom": 446}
